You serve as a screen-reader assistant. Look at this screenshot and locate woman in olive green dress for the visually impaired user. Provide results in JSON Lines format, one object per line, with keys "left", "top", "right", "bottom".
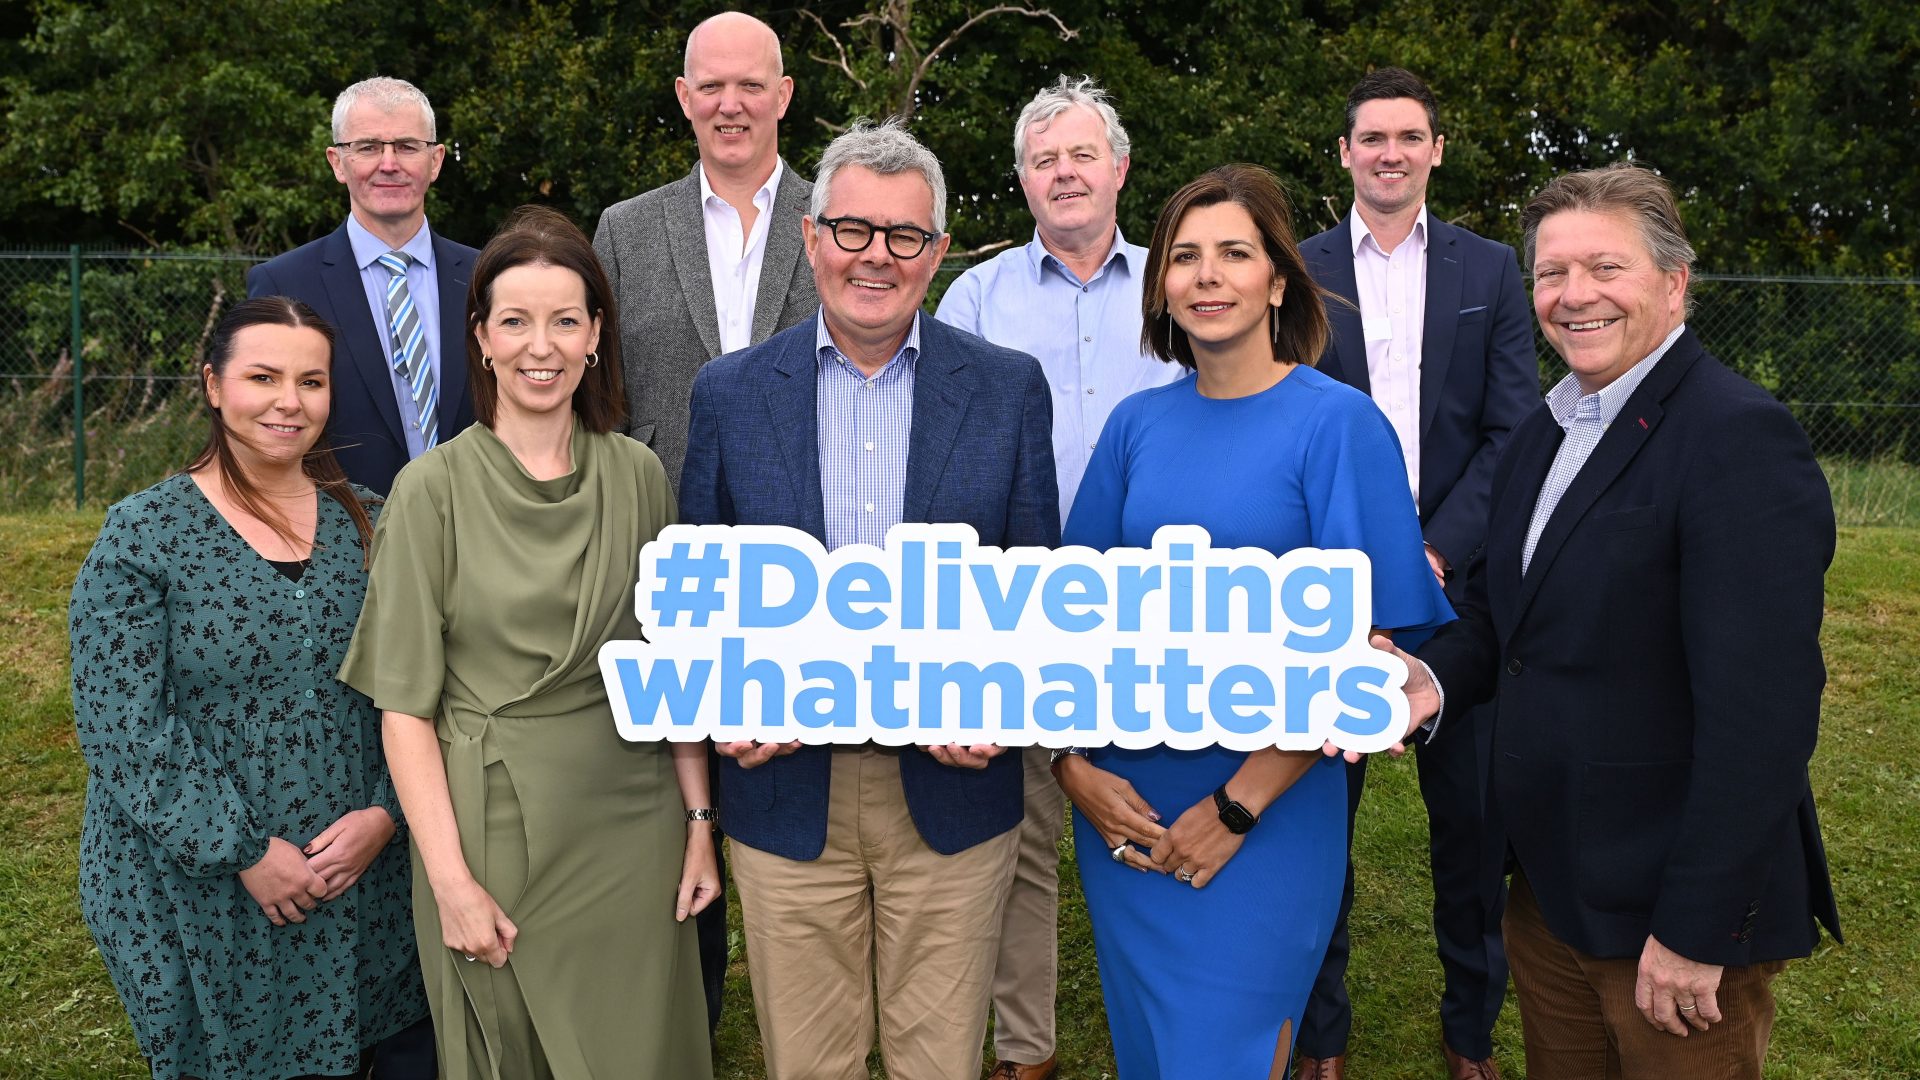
{"left": 70, "top": 297, "right": 427, "bottom": 1079}
{"left": 340, "top": 206, "right": 716, "bottom": 1078}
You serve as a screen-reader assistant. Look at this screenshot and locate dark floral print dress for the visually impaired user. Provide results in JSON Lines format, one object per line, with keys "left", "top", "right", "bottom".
{"left": 69, "top": 473, "right": 427, "bottom": 1080}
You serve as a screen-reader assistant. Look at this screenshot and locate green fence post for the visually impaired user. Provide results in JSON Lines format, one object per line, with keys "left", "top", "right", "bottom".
{"left": 70, "top": 244, "right": 86, "bottom": 508}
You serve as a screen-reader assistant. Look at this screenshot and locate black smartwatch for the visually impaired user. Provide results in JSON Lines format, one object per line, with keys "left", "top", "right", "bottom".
{"left": 1213, "top": 785, "right": 1259, "bottom": 834}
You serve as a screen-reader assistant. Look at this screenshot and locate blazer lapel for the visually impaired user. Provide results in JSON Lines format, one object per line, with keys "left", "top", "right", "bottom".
{"left": 902, "top": 321, "right": 971, "bottom": 525}
{"left": 1316, "top": 224, "right": 1370, "bottom": 395}
{"left": 1512, "top": 337, "right": 1702, "bottom": 621}
{"left": 753, "top": 163, "right": 810, "bottom": 343}
{"left": 665, "top": 166, "right": 724, "bottom": 359}
{"left": 431, "top": 232, "right": 473, "bottom": 433}
{"left": 319, "top": 227, "right": 406, "bottom": 446}
{"left": 768, "top": 332, "right": 827, "bottom": 542}
{"left": 1420, "top": 219, "right": 1463, "bottom": 442}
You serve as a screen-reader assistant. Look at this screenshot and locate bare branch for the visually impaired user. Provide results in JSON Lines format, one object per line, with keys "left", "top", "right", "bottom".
{"left": 948, "top": 238, "right": 1017, "bottom": 259}
{"left": 799, "top": 8, "right": 868, "bottom": 91}
{"left": 815, "top": 115, "right": 850, "bottom": 135}
{"left": 902, "top": 6, "right": 1077, "bottom": 119}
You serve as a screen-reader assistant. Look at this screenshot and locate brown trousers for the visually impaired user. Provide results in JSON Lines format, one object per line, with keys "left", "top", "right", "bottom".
{"left": 1505, "top": 874, "right": 1786, "bottom": 1080}
{"left": 730, "top": 747, "right": 1020, "bottom": 1080}
{"left": 988, "top": 744, "right": 1067, "bottom": 1064}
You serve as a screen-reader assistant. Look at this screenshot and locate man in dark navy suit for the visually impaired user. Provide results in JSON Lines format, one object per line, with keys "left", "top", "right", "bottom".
{"left": 680, "top": 118, "right": 1057, "bottom": 1080}
{"left": 1385, "top": 162, "right": 1839, "bottom": 1079}
{"left": 1297, "top": 67, "right": 1538, "bottom": 1080}
{"left": 248, "top": 76, "right": 476, "bottom": 494}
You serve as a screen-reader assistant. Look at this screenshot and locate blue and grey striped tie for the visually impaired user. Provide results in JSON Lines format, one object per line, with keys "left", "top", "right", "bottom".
{"left": 376, "top": 250, "right": 439, "bottom": 449}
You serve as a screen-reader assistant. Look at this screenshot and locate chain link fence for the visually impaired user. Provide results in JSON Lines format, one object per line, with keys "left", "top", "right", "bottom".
{"left": 4, "top": 250, "right": 1917, "bottom": 525}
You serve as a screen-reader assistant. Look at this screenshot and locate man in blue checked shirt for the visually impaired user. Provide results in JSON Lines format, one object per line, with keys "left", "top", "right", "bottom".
{"left": 935, "top": 74, "right": 1179, "bottom": 1080}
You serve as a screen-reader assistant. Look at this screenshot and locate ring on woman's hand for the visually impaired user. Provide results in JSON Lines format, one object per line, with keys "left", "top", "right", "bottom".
{"left": 1110, "top": 841, "right": 1129, "bottom": 863}
{"left": 1176, "top": 869, "right": 1195, "bottom": 883}
{"left": 463, "top": 955, "right": 478, "bottom": 963}
{"left": 1678, "top": 1003, "right": 1697, "bottom": 1012}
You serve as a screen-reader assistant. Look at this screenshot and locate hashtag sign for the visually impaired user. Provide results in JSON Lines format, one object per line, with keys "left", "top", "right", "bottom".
{"left": 651, "top": 542, "right": 731, "bottom": 627}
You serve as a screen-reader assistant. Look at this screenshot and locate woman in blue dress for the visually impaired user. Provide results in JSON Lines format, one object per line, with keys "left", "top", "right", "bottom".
{"left": 1053, "top": 164, "right": 1452, "bottom": 1077}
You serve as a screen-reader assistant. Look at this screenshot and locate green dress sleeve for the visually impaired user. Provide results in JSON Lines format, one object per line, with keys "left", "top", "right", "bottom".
{"left": 69, "top": 502, "right": 270, "bottom": 877}
{"left": 351, "top": 493, "right": 406, "bottom": 825}
{"left": 339, "top": 459, "right": 449, "bottom": 719}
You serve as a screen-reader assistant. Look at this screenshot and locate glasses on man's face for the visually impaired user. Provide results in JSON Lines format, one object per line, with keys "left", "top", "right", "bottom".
{"left": 332, "top": 138, "right": 439, "bottom": 160}
{"left": 816, "top": 215, "right": 940, "bottom": 260}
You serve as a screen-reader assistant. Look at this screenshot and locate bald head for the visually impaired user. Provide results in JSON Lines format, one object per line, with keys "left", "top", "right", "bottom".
{"left": 677, "top": 10, "right": 793, "bottom": 185}
{"left": 684, "top": 11, "right": 783, "bottom": 79}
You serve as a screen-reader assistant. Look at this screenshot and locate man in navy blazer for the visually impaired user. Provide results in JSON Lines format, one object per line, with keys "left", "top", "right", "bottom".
{"left": 1387, "top": 162, "right": 1838, "bottom": 1077}
{"left": 680, "top": 119, "right": 1057, "bottom": 1080}
{"left": 1297, "top": 69, "right": 1538, "bottom": 1080}
{"left": 248, "top": 77, "right": 476, "bottom": 495}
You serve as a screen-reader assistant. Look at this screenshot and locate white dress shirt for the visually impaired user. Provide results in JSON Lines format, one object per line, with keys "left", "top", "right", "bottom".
{"left": 1350, "top": 205, "right": 1429, "bottom": 502}
{"left": 700, "top": 160, "right": 784, "bottom": 354}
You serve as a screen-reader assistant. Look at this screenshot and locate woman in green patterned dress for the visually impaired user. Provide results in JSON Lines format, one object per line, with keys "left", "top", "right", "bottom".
{"left": 340, "top": 206, "right": 716, "bottom": 1078}
{"left": 69, "top": 297, "right": 427, "bottom": 1079}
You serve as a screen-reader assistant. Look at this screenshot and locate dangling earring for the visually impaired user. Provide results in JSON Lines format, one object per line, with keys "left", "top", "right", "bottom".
{"left": 585, "top": 351, "right": 600, "bottom": 368}
{"left": 1271, "top": 305, "right": 1282, "bottom": 346}
{"left": 482, "top": 354, "right": 494, "bottom": 370}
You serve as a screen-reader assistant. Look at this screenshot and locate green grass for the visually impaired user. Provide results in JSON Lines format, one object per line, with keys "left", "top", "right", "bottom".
{"left": 4, "top": 515, "right": 1917, "bottom": 1078}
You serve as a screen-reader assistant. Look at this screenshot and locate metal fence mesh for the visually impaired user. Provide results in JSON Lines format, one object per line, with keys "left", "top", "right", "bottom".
{"left": 4, "top": 251, "right": 1916, "bottom": 525}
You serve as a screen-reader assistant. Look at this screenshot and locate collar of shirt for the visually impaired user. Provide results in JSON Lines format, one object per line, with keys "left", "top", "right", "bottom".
{"left": 1350, "top": 203, "right": 1429, "bottom": 259}
{"left": 698, "top": 158, "right": 783, "bottom": 217}
{"left": 1022, "top": 225, "right": 1138, "bottom": 288}
{"left": 815, "top": 308, "right": 922, "bottom": 378}
{"left": 1543, "top": 322, "right": 1688, "bottom": 431}
{"left": 346, "top": 214, "right": 435, "bottom": 271}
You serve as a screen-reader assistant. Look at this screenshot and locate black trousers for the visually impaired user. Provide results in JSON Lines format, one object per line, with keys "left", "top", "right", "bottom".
{"left": 1298, "top": 702, "right": 1509, "bottom": 1060}
{"left": 699, "top": 749, "right": 729, "bottom": 1036}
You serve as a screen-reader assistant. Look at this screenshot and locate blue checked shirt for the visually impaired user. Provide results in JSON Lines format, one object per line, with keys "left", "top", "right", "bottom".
{"left": 935, "top": 229, "right": 1180, "bottom": 524}
{"left": 816, "top": 311, "right": 919, "bottom": 551}
{"left": 1521, "top": 322, "right": 1687, "bottom": 574}
{"left": 346, "top": 215, "right": 441, "bottom": 460}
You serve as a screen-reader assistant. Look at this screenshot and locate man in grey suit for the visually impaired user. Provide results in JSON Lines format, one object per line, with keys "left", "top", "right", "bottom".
{"left": 592, "top": 10, "right": 818, "bottom": 486}
{"left": 589, "top": 10, "right": 816, "bottom": 1035}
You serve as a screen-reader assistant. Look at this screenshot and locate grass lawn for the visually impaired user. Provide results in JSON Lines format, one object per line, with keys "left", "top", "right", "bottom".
{"left": 2, "top": 511, "right": 1915, "bottom": 1078}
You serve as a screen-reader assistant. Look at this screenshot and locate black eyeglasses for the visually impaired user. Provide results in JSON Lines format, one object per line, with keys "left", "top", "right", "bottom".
{"left": 331, "top": 138, "right": 439, "bottom": 160}
{"left": 816, "top": 215, "right": 940, "bottom": 260}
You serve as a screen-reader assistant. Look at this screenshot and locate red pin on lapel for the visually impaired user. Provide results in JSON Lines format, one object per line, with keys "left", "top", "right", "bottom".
{"left": 1636, "top": 417, "right": 1648, "bottom": 429}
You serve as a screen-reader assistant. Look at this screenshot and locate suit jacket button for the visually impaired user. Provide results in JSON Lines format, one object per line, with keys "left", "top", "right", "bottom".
{"left": 1505, "top": 658, "right": 1524, "bottom": 676}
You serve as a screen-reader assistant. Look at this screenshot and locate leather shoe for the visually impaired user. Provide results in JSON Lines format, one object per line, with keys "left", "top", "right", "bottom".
{"left": 988, "top": 1054, "right": 1057, "bottom": 1080}
{"left": 1293, "top": 1054, "right": 1345, "bottom": 1080}
{"left": 1442, "top": 1042, "right": 1503, "bottom": 1080}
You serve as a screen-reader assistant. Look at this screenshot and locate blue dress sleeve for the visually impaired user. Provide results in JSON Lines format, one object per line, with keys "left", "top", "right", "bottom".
{"left": 1299, "top": 389, "right": 1455, "bottom": 644}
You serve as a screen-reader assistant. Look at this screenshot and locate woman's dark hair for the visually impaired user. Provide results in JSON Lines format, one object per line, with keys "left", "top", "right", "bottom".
{"left": 186, "top": 296, "right": 377, "bottom": 557}
{"left": 1140, "top": 164, "right": 1334, "bottom": 370}
{"left": 466, "top": 205, "right": 628, "bottom": 433}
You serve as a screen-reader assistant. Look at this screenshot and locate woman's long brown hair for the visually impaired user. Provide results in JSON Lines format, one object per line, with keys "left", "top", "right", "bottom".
{"left": 186, "top": 296, "right": 378, "bottom": 559}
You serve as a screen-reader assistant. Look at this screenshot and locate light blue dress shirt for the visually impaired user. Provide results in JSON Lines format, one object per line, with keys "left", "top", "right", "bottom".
{"left": 345, "top": 215, "right": 442, "bottom": 460}
{"left": 815, "top": 310, "right": 920, "bottom": 551}
{"left": 936, "top": 228, "right": 1181, "bottom": 525}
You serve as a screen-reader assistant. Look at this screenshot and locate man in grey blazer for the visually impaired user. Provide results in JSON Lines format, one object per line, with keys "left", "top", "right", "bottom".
{"left": 592, "top": 10, "right": 818, "bottom": 487}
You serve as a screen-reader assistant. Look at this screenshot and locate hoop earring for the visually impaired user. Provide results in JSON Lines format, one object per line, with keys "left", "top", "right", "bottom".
{"left": 482, "top": 354, "right": 494, "bottom": 370}
{"left": 585, "top": 351, "right": 600, "bottom": 368}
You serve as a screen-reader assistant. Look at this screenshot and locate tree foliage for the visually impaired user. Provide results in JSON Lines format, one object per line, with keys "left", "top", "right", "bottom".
{"left": 0, "top": 0, "right": 1911, "bottom": 272}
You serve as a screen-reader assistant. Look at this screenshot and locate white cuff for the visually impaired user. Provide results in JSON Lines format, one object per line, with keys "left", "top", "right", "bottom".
{"left": 1415, "top": 656, "right": 1445, "bottom": 740}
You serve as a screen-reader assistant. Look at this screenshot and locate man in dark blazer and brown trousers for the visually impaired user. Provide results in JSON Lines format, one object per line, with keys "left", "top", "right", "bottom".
{"left": 1378, "top": 162, "right": 1840, "bottom": 1079}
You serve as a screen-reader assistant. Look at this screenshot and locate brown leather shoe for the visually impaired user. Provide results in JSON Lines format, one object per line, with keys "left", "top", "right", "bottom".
{"left": 988, "top": 1054, "right": 1057, "bottom": 1080}
{"left": 1292, "top": 1054, "right": 1345, "bottom": 1080}
{"left": 1442, "top": 1042, "right": 1503, "bottom": 1080}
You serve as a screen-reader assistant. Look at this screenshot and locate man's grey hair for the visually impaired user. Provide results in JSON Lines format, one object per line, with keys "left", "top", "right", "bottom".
{"left": 332, "top": 77, "right": 436, "bottom": 141}
{"left": 1521, "top": 161, "right": 1696, "bottom": 313}
{"left": 1013, "top": 75, "right": 1131, "bottom": 174}
{"left": 810, "top": 118, "right": 948, "bottom": 235}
